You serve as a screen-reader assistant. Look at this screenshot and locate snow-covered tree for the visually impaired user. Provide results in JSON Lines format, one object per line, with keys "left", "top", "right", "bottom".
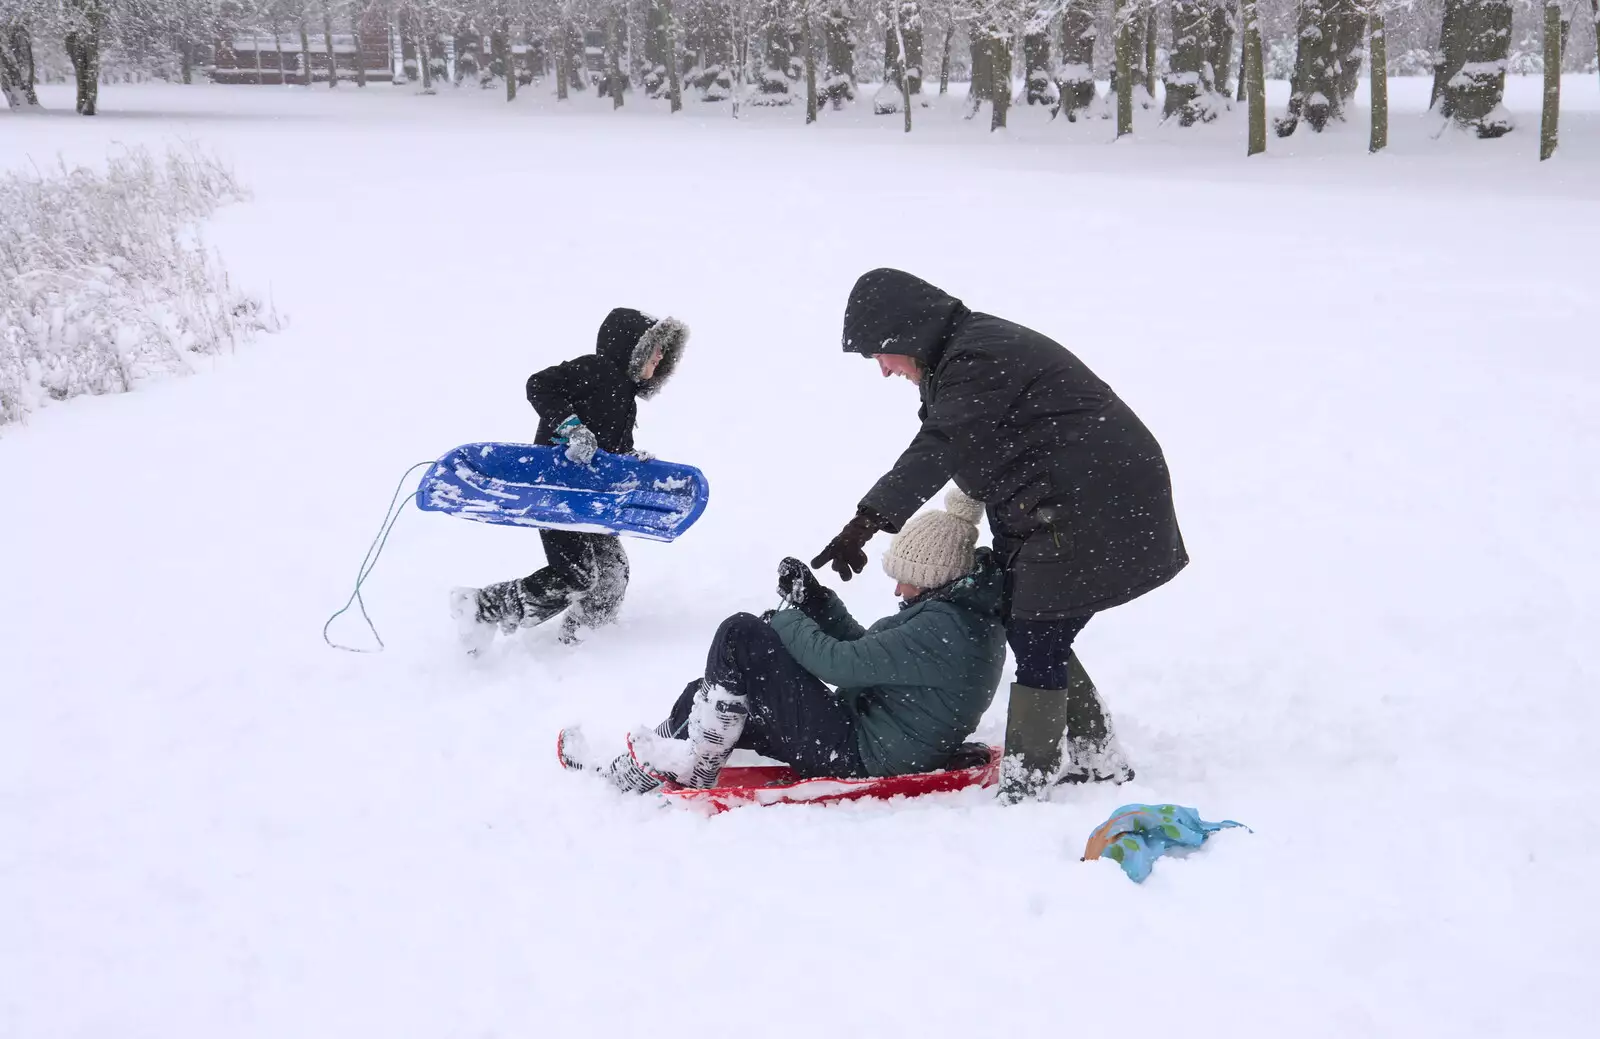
{"left": 1207, "top": 0, "right": 1235, "bottom": 97}
{"left": 882, "top": 1, "right": 920, "bottom": 93}
{"left": 875, "top": 0, "right": 916, "bottom": 125}
{"left": 1102, "top": 0, "right": 1154, "bottom": 123}
{"left": 748, "top": 0, "right": 798, "bottom": 104}
{"left": 1020, "top": 4, "right": 1050, "bottom": 106}
{"left": 1434, "top": 0, "right": 1514, "bottom": 136}
{"left": 1, "top": 0, "right": 47, "bottom": 108}
{"left": 64, "top": 0, "right": 109, "bottom": 112}
{"left": 1055, "top": 0, "right": 1094, "bottom": 119}
{"left": 1275, "top": 0, "right": 1364, "bottom": 135}
{"left": 1164, "top": 1, "right": 1213, "bottom": 123}
{"left": 819, "top": 0, "right": 853, "bottom": 107}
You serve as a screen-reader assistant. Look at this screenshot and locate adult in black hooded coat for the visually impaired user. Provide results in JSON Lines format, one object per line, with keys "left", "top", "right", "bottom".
{"left": 811, "top": 269, "right": 1187, "bottom": 799}
{"left": 450, "top": 307, "right": 689, "bottom": 653}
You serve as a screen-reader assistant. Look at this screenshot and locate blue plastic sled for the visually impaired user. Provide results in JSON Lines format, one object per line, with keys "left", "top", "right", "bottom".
{"left": 415, "top": 443, "right": 710, "bottom": 542}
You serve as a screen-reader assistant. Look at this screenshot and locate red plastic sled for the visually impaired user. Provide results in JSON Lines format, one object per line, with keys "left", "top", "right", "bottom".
{"left": 656, "top": 746, "right": 1003, "bottom": 814}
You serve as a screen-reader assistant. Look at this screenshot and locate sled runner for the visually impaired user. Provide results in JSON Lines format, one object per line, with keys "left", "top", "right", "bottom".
{"left": 660, "top": 745, "right": 1002, "bottom": 813}
{"left": 415, "top": 443, "right": 710, "bottom": 542}
{"left": 558, "top": 730, "right": 1001, "bottom": 813}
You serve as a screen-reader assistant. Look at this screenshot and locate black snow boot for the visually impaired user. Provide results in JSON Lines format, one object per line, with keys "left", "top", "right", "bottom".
{"left": 999, "top": 682, "right": 1070, "bottom": 804}
{"left": 1000, "top": 656, "right": 1133, "bottom": 802}
{"left": 1056, "top": 654, "right": 1134, "bottom": 786}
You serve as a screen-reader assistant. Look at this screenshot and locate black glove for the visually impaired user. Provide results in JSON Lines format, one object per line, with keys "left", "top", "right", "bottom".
{"left": 777, "top": 557, "right": 823, "bottom": 607}
{"left": 759, "top": 608, "right": 779, "bottom": 623}
{"left": 810, "top": 510, "right": 883, "bottom": 582}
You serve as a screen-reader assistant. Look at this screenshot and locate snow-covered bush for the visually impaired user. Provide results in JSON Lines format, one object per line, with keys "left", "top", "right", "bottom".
{"left": 1397, "top": 48, "right": 1435, "bottom": 76}
{"left": 0, "top": 146, "right": 278, "bottom": 428}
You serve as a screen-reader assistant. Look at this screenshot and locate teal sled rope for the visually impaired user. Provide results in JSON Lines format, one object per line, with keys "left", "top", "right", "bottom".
{"left": 323, "top": 460, "right": 436, "bottom": 653}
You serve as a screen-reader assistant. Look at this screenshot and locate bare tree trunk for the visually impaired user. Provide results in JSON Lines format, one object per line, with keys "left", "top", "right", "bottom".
{"left": 1143, "top": 6, "right": 1157, "bottom": 96}
{"left": 419, "top": 14, "right": 434, "bottom": 91}
{"left": 1432, "top": 0, "right": 1465, "bottom": 110}
{"left": 901, "top": 2, "right": 922, "bottom": 93}
{"left": 803, "top": 3, "right": 818, "bottom": 120}
{"left": 64, "top": 0, "right": 106, "bottom": 115}
{"left": 555, "top": 18, "right": 569, "bottom": 98}
{"left": 2, "top": 20, "right": 42, "bottom": 108}
{"left": 324, "top": 5, "right": 339, "bottom": 87}
{"left": 500, "top": 7, "right": 515, "bottom": 100}
{"left": 937, "top": 22, "right": 951, "bottom": 94}
{"left": 1369, "top": 7, "right": 1387, "bottom": 152}
{"left": 1058, "top": 3, "right": 1096, "bottom": 120}
{"left": 563, "top": 20, "right": 585, "bottom": 92}
{"left": 1244, "top": 0, "right": 1265, "bottom": 153}
{"left": 1539, "top": 0, "right": 1560, "bottom": 159}
{"left": 180, "top": 37, "right": 194, "bottom": 84}
{"left": 606, "top": 5, "right": 624, "bottom": 107}
{"left": 1592, "top": 0, "right": 1599, "bottom": 97}
{"left": 967, "top": 23, "right": 991, "bottom": 116}
{"left": 645, "top": 0, "right": 668, "bottom": 95}
{"left": 1237, "top": 5, "right": 1248, "bottom": 101}
{"left": 890, "top": 0, "right": 912, "bottom": 130}
{"left": 666, "top": 0, "right": 683, "bottom": 110}
{"left": 351, "top": 2, "right": 371, "bottom": 89}
{"left": 390, "top": 19, "right": 405, "bottom": 84}
{"left": 983, "top": 21, "right": 1009, "bottom": 130}
{"left": 1114, "top": 0, "right": 1134, "bottom": 136}
{"left": 275, "top": 24, "right": 287, "bottom": 83}
{"left": 300, "top": 19, "right": 314, "bottom": 86}
{"left": 1208, "top": 1, "right": 1235, "bottom": 97}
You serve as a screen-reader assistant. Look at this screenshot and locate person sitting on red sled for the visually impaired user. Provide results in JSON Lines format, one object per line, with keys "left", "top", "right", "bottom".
{"left": 564, "top": 490, "right": 1008, "bottom": 792}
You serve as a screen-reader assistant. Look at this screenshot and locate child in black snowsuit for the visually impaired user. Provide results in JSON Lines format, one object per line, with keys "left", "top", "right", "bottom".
{"left": 451, "top": 308, "right": 689, "bottom": 653}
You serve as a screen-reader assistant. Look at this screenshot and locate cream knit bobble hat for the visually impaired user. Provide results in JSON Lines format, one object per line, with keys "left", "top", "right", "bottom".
{"left": 882, "top": 488, "right": 986, "bottom": 590}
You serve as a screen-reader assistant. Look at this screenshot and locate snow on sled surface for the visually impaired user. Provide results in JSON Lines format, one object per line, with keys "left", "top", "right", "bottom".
{"left": 658, "top": 745, "right": 1002, "bottom": 813}
{"left": 415, "top": 442, "right": 709, "bottom": 542}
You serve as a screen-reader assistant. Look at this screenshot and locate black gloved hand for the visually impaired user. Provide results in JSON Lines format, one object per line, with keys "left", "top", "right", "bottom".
{"left": 759, "top": 608, "right": 778, "bottom": 623}
{"left": 777, "top": 557, "right": 823, "bottom": 607}
{"left": 810, "top": 510, "right": 883, "bottom": 582}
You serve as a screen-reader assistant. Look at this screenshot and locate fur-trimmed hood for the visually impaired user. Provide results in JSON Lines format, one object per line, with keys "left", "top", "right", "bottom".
{"left": 595, "top": 308, "right": 689, "bottom": 400}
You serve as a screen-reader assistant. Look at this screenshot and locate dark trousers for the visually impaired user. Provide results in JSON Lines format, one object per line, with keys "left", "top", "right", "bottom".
{"left": 1006, "top": 615, "right": 1092, "bottom": 690}
{"left": 520, "top": 530, "right": 629, "bottom": 629}
{"left": 666, "top": 613, "right": 867, "bottom": 779}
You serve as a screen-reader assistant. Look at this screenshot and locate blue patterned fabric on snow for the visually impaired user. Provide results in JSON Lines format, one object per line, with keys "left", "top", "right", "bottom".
{"left": 1082, "top": 804, "right": 1248, "bottom": 883}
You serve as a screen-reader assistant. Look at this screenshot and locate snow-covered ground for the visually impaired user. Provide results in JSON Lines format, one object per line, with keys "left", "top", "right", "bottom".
{"left": 3, "top": 79, "right": 1598, "bottom": 1038}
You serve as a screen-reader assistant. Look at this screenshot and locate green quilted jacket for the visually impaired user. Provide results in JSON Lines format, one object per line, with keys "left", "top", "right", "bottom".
{"left": 768, "top": 551, "right": 1007, "bottom": 776}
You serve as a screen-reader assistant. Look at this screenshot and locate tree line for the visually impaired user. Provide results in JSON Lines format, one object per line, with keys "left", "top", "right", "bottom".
{"left": 4, "top": 0, "right": 1597, "bottom": 158}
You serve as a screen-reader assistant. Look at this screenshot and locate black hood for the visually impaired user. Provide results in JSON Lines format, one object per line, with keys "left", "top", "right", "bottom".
{"left": 841, "top": 269, "right": 967, "bottom": 367}
{"left": 595, "top": 307, "right": 690, "bottom": 399}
